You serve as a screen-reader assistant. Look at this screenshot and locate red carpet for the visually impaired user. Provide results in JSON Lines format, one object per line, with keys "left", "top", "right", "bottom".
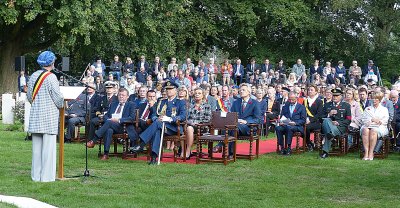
{"left": 125, "top": 138, "right": 305, "bottom": 164}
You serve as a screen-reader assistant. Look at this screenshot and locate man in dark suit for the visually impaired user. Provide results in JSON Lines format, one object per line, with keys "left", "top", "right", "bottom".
{"left": 358, "top": 87, "right": 371, "bottom": 112}
{"left": 233, "top": 59, "right": 245, "bottom": 85}
{"left": 230, "top": 83, "right": 262, "bottom": 156}
{"left": 136, "top": 55, "right": 150, "bottom": 73}
{"left": 92, "top": 88, "right": 137, "bottom": 160}
{"left": 65, "top": 93, "right": 87, "bottom": 143}
{"left": 303, "top": 84, "right": 323, "bottom": 151}
{"left": 362, "top": 60, "right": 378, "bottom": 78}
{"left": 275, "top": 91, "right": 307, "bottom": 155}
{"left": 130, "top": 80, "right": 187, "bottom": 165}
{"left": 86, "top": 81, "right": 118, "bottom": 148}
{"left": 137, "top": 90, "right": 157, "bottom": 133}
{"left": 320, "top": 88, "right": 351, "bottom": 158}
{"left": 326, "top": 68, "right": 343, "bottom": 85}
{"left": 246, "top": 58, "right": 260, "bottom": 83}
{"left": 261, "top": 59, "right": 274, "bottom": 73}
{"left": 150, "top": 56, "right": 164, "bottom": 77}
{"left": 390, "top": 90, "right": 400, "bottom": 148}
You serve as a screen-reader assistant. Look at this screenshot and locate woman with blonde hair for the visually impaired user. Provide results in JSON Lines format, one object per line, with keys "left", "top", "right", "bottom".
{"left": 185, "top": 88, "right": 212, "bottom": 159}
{"left": 221, "top": 59, "right": 233, "bottom": 86}
{"left": 286, "top": 72, "right": 297, "bottom": 86}
{"left": 360, "top": 91, "right": 389, "bottom": 160}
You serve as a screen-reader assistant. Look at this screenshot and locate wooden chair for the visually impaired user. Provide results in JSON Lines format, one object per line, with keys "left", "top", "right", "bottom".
{"left": 347, "top": 128, "right": 360, "bottom": 153}
{"left": 275, "top": 125, "right": 306, "bottom": 154}
{"left": 320, "top": 132, "right": 348, "bottom": 156}
{"left": 161, "top": 120, "right": 188, "bottom": 162}
{"left": 196, "top": 112, "right": 238, "bottom": 165}
{"left": 236, "top": 123, "right": 261, "bottom": 160}
{"left": 312, "top": 129, "right": 321, "bottom": 151}
{"left": 71, "top": 121, "right": 86, "bottom": 143}
{"left": 359, "top": 135, "right": 390, "bottom": 159}
{"left": 98, "top": 109, "right": 139, "bottom": 159}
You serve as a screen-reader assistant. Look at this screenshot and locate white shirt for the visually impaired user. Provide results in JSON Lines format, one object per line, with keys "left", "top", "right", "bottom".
{"left": 235, "top": 65, "right": 241, "bottom": 76}
{"left": 19, "top": 76, "right": 26, "bottom": 86}
{"left": 307, "top": 95, "right": 318, "bottom": 107}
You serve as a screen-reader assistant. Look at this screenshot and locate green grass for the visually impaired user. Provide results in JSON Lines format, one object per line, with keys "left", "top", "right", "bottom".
{"left": 0, "top": 123, "right": 399, "bottom": 208}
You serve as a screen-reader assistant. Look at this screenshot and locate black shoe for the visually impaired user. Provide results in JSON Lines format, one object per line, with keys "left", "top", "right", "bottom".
{"left": 279, "top": 146, "right": 286, "bottom": 155}
{"left": 129, "top": 144, "right": 144, "bottom": 153}
{"left": 148, "top": 156, "right": 157, "bottom": 165}
{"left": 307, "top": 143, "right": 314, "bottom": 152}
{"left": 64, "top": 139, "right": 71, "bottom": 143}
{"left": 320, "top": 151, "right": 329, "bottom": 159}
{"left": 286, "top": 147, "right": 292, "bottom": 155}
{"left": 177, "top": 146, "right": 182, "bottom": 156}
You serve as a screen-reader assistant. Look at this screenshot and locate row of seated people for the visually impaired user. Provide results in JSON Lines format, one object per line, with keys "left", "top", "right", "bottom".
{"left": 272, "top": 85, "right": 397, "bottom": 160}
{"left": 65, "top": 78, "right": 399, "bottom": 163}
{"left": 80, "top": 81, "right": 262, "bottom": 164}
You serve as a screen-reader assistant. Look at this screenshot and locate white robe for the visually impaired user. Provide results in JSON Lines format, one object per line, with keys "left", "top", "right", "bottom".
{"left": 360, "top": 104, "right": 389, "bottom": 137}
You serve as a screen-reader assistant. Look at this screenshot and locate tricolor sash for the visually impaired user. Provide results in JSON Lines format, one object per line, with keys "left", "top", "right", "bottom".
{"left": 32, "top": 70, "right": 52, "bottom": 102}
{"left": 217, "top": 98, "right": 228, "bottom": 112}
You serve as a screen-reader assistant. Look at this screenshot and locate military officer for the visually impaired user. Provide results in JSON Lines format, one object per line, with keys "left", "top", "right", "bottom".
{"left": 65, "top": 93, "right": 87, "bottom": 143}
{"left": 86, "top": 81, "right": 118, "bottom": 148}
{"left": 130, "top": 80, "right": 187, "bottom": 165}
{"left": 320, "top": 88, "right": 352, "bottom": 158}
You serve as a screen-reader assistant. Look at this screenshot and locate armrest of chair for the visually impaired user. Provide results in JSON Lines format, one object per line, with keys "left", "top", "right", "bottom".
{"left": 247, "top": 123, "right": 261, "bottom": 127}
{"left": 195, "top": 123, "right": 211, "bottom": 127}
{"left": 224, "top": 125, "right": 237, "bottom": 129}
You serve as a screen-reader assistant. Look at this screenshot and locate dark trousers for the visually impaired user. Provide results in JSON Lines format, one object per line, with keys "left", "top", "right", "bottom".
{"left": 88, "top": 117, "right": 100, "bottom": 142}
{"left": 139, "top": 120, "right": 175, "bottom": 156}
{"left": 65, "top": 117, "right": 85, "bottom": 140}
{"left": 305, "top": 122, "right": 321, "bottom": 145}
{"left": 95, "top": 120, "right": 137, "bottom": 153}
{"left": 235, "top": 75, "right": 243, "bottom": 85}
{"left": 265, "top": 113, "right": 278, "bottom": 131}
{"left": 275, "top": 125, "right": 303, "bottom": 148}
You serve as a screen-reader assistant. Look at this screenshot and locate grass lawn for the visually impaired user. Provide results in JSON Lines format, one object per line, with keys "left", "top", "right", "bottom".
{"left": 0, "top": 123, "right": 399, "bottom": 208}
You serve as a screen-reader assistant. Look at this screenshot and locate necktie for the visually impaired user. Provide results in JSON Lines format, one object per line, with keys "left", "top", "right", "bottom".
{"left": 242, "top": 101, "right": 247, "bottom": 112}
{"left": 116, "top": 103, "right": 123, "bottom": 114}
{"left": 141, "top": 104, "right": 150, "bottom": 120}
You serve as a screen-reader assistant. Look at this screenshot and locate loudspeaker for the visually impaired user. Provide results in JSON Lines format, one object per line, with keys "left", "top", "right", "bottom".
{"left": 15, "top": 56, "right": 25, "bottom": 71}
{"left": 62, "top": 57, "right": 70, "bottom": 71}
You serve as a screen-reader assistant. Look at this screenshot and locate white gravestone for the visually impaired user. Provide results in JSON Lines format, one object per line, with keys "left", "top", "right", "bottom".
{"left": 2, "top": 94, "right": 15, "bottom": 124}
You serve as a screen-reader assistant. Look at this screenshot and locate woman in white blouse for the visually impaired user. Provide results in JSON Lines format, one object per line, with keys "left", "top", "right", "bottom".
{"left": 360, "top": 91, "right": 389, "bottom": 160}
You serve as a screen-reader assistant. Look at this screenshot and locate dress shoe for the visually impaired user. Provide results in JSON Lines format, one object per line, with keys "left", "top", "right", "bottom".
{"left": 86, "top": 140, "right": 95, "bottom": 148}
{"left": 129, "top": 144, "right": 144, "bottom": 153}
{"left": 320, "top": 151, "right": 329, "bottom": 159}
{"left": 280, "top": 148, "right": 287, "bottom": 155}
{"left": 148, "top": 156, "right": 157, "bottom": 165}
{"left": 100, "top": 154, "right": 109, "bottom": 160}
{"left": 285, "top": 147, "right": 292, "bottom": 156}
{"left": 307, "top": 143, "right": 314, "bottom": 152}
{"left": 212, "top": 146, "right": 222, "bottom": 153}
{"left": 228, "top": 155, "right": 234, "bottom": 160}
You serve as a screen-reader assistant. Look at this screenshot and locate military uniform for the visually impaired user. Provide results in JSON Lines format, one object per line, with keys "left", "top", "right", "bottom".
{"left": 65, "top": 93, "right": 87, "bottom": 141}
{"left": 87, "top": 94, "right": 118, "bottom": 142}
{"left": 130, "top": 80, "right": 187, "bottom": 164}
{"left": 321, "top": 88, "right": 351, "bottom": 154}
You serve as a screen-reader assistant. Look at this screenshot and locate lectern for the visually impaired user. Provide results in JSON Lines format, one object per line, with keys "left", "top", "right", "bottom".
{"left": 58, "top": 86, "right": 85, "bottom": 179}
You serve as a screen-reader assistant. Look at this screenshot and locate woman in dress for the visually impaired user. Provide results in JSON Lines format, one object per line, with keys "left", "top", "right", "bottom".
{"left": 221, "top": 59, "right": 233, "bottom": 86}
{"left": 345, "top": 88, "right": 362, "bottom": 148}
{"left": 185, "top": 88, "right": 212, "bottom": 159}
{"left": 360, "top": 91, "right": 389, "bottom": 160}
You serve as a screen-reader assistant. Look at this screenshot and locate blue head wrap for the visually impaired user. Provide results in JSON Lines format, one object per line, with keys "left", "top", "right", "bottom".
{"left": 37, "top": 51, "right": 56, "bottom": 67}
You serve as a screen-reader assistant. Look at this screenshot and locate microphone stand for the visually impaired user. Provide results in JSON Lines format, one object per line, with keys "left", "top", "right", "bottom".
{"left": 53, "top": 68, "right": 97, "bottom": 179}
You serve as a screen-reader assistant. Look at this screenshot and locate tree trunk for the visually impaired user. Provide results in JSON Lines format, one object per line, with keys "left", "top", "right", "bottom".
{"left": 0, "top": 42, "right": 22, "bottom": 94}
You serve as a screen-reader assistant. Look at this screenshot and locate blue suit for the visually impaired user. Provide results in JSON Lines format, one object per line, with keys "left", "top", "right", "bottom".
{"left": 261, "top": 64, "right": 274, "bottom": 73}
{"left": 231, "top": 98, "right": 262, "bottom": 135}
{"left": 95, "top": 101, "right": 138, "bottom": 154}
{"left": 275, "top": 102, "right": 306, "bottom": 147}
{"left": 232, "top": 64, "right": 245, "bottom": 85}
{"left": 139, "top": 97, "right": 187, "bottom": 156}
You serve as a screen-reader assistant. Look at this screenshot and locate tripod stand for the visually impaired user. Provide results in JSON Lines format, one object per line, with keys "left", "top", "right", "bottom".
{"left": 53, "top": 68, "right": 97, "bottom": 178}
